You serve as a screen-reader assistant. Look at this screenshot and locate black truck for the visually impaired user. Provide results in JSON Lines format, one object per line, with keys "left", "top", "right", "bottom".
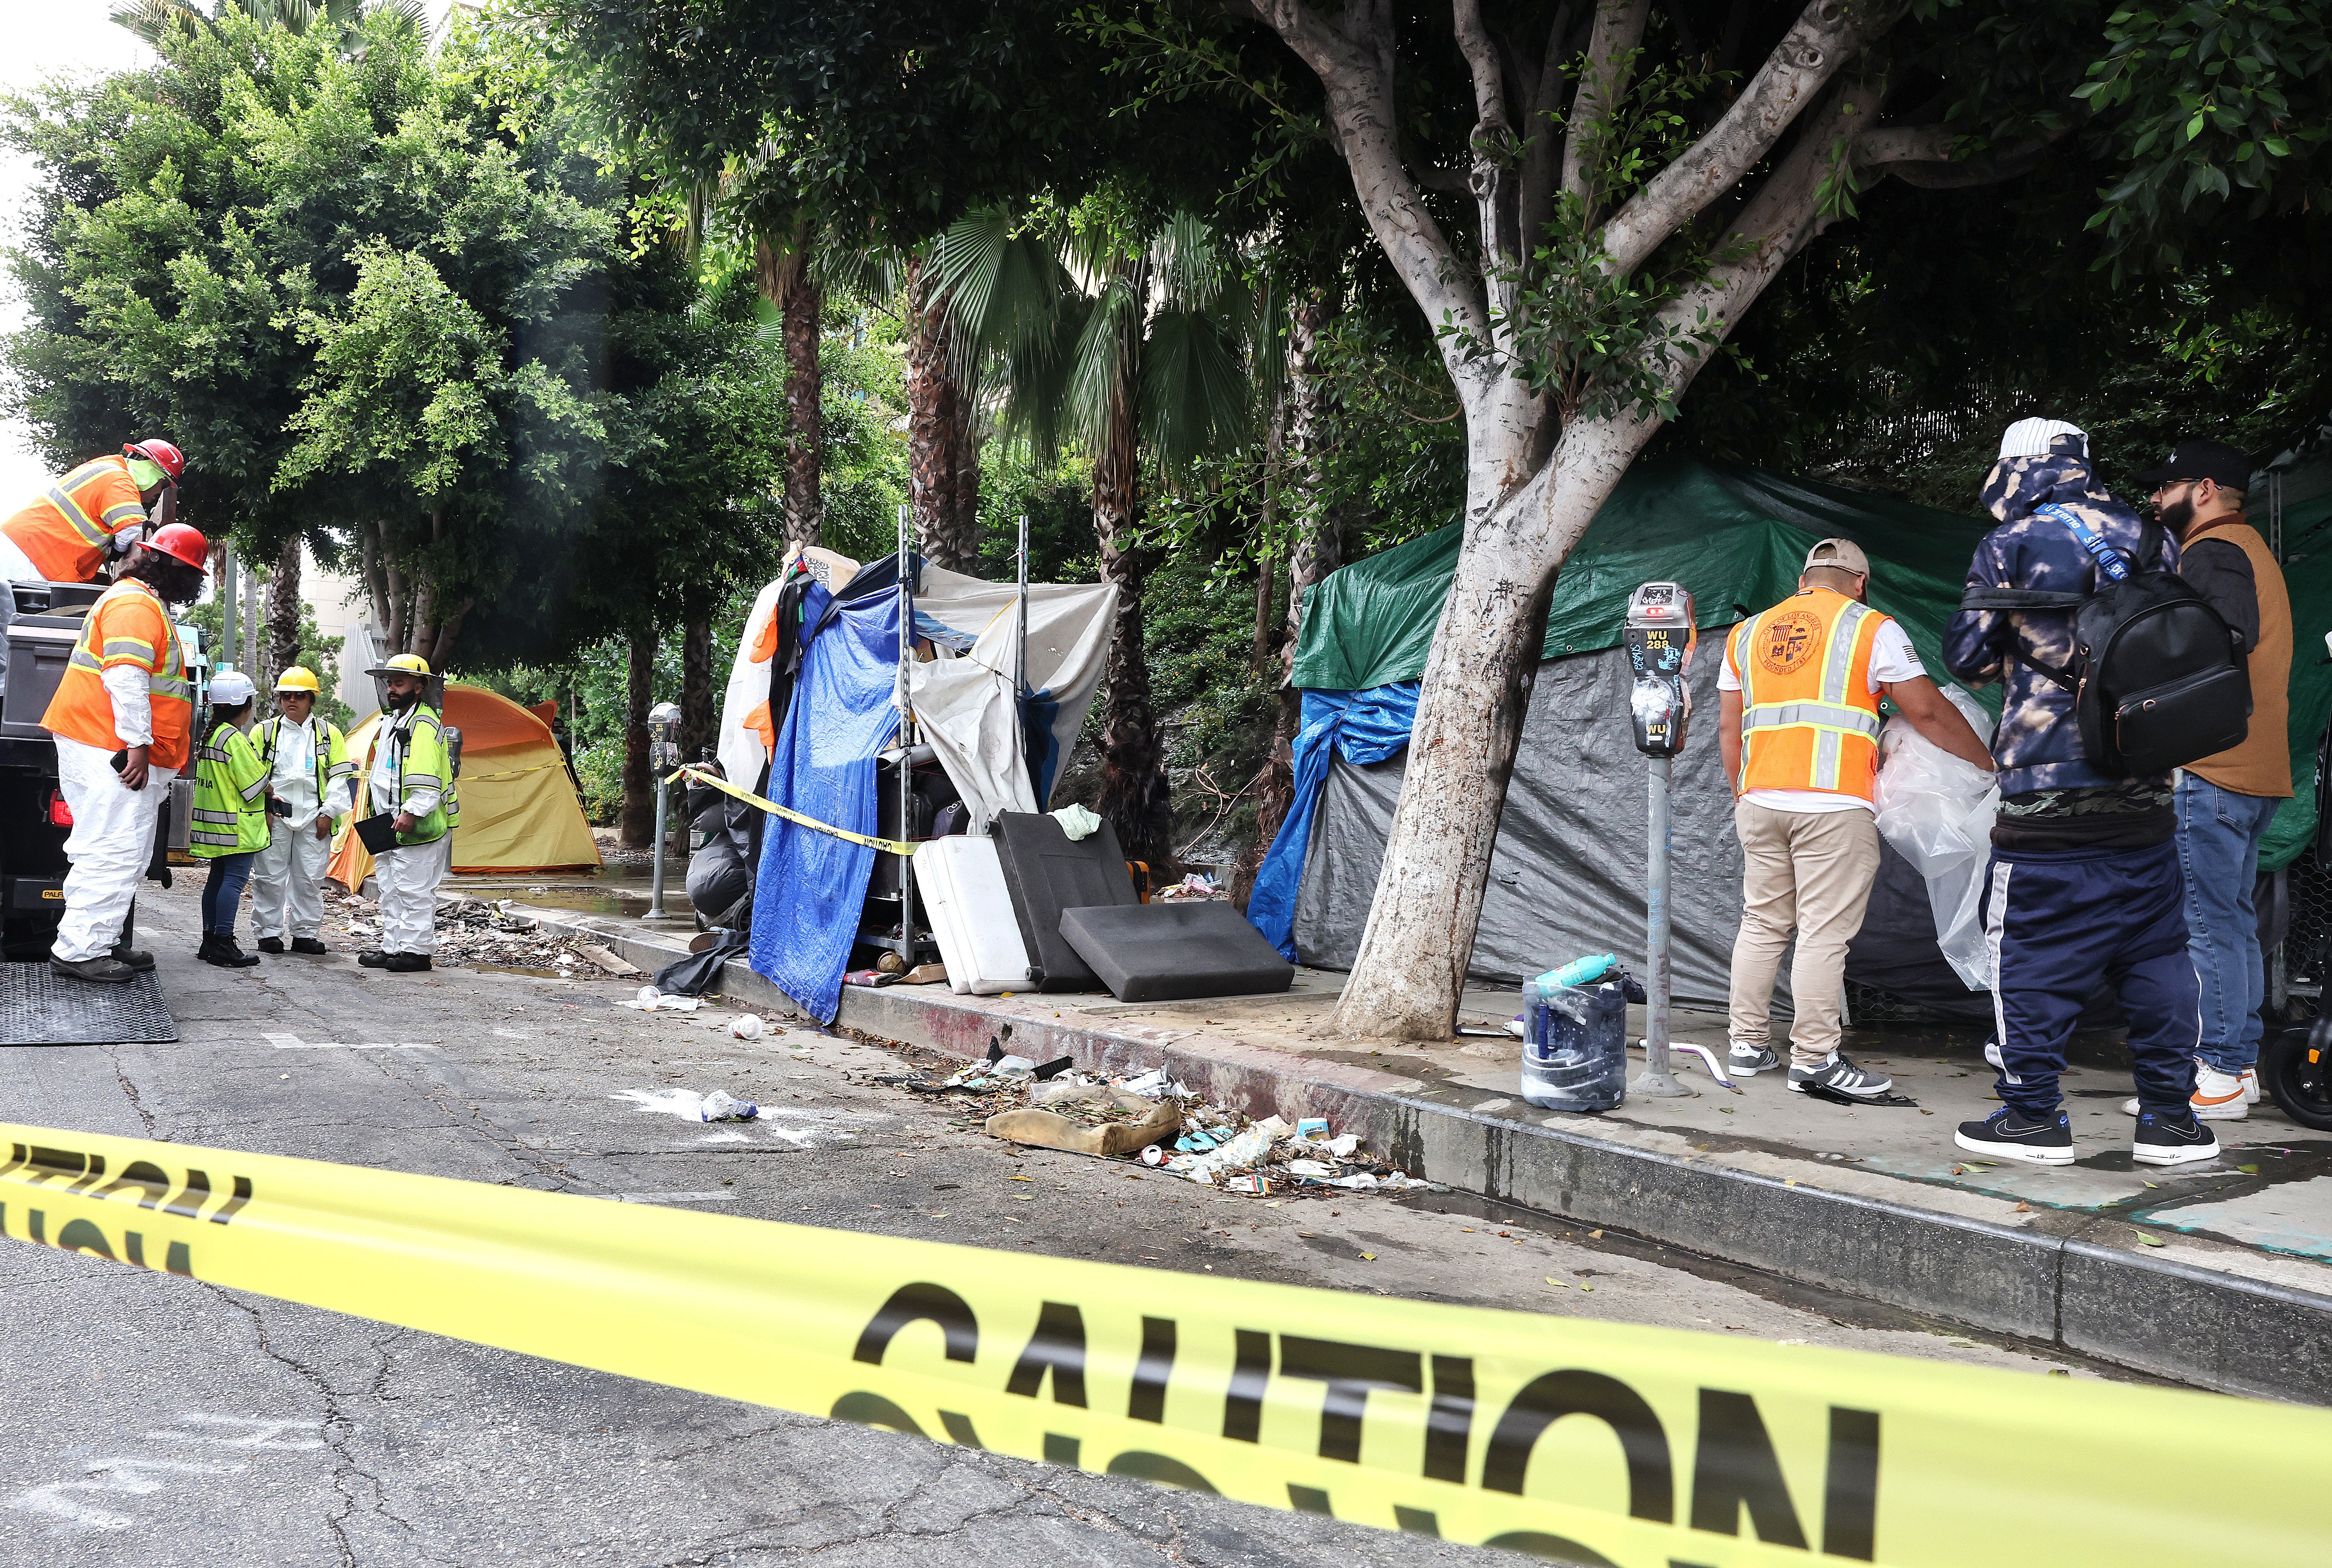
{"left": 1, "top": 579, "right": 197, "bottom": 959}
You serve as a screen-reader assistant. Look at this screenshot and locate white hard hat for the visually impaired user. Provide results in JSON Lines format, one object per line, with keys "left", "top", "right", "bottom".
{"left": 208, "top": 669, "right": 256, "bottom": 706}
{"left": 1999, "top": 418, "right": 2086, "bottom": 461}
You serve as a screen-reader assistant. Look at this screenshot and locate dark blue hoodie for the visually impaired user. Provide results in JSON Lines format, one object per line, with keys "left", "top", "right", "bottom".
{"left": 1942, "top": 434, "right": 2178, "bottom": 795}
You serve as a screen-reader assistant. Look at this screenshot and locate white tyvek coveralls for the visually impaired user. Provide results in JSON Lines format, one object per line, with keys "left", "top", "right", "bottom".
{"left": 370, "top": 708, "right": 447, "bottom": 957}
{"left": 252, "top": 717, "right": 352, "bottom": 942}
{"left": 50, "top": 666, "right": 176, "bottom": 963}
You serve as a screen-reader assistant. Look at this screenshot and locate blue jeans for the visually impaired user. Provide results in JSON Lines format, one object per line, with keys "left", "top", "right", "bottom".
{"left": 2176, "top": 774, "right": 2281, "bottom": 1073}
{"left": 201, "top": 852, "right": 257, "bottom": 936}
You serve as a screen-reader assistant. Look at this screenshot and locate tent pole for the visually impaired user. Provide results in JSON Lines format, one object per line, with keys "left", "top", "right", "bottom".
{"left": 896, "top": 502, "right": 918, "bottom": 962}
{"left": 1016, "top": 513, "right": 1029, "bottom": 801}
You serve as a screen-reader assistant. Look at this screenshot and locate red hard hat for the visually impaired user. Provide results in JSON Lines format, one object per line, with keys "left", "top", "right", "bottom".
{"left": 148, "top": 523, "right": 210, "bottom": 571}
{"left": 125, "top": 439, "right": 185, "bottom": 483}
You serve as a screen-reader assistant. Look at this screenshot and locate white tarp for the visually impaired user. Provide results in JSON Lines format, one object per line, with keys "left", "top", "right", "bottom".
{"left": 714, "top": 551, "right": 1115, "bottom": 831}
{"left": 909, "top": 566, "right": 1115, "bottom": 830}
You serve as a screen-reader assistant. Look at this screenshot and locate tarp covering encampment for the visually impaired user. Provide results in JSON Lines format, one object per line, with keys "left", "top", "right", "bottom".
{"left": 328, "top": 682, "right": 601, "bottom": 888}
{"left": 1257, "top": 455, "right": 2332, "bottom": 1009}
{"left": 720, "top": 548, "right": 1116, "bottom": 1022}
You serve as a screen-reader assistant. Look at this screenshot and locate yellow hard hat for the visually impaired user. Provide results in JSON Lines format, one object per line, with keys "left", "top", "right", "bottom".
{"left": 366, "top": 652, "right": 432, "bottom": 678}
{"left": 273, "top": 666, "right": 321, "bottom": 694}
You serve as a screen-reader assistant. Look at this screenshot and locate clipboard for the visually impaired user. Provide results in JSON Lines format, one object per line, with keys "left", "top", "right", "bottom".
{"left": 353, "top": 813, "right": 401, "bottom": 854}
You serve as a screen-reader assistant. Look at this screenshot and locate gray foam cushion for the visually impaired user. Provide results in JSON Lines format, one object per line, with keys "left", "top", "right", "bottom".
{"left": 991, "top": 812, "right": 1136, "bottom": 991}
{"left": 1057, "top": 901, "right": 1295, "bottom": 1003}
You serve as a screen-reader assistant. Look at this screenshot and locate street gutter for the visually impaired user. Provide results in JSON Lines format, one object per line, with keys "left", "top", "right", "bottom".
{"left": 518, "top": 907, "right": 2332, "bottom": 1406}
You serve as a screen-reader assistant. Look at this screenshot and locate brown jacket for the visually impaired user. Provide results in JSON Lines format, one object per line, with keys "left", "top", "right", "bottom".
{"left": 2184, "top": 514, "right": 2291, "bottom": 797}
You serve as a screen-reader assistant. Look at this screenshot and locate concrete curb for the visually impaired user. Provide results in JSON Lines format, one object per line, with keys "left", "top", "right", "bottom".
{"left": 528, "top": 910, "right": 2332, "bottom": 1404}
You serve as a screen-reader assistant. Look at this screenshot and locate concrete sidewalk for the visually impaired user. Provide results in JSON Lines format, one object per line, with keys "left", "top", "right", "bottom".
{"left": 505, "top": 892, "right": 2332, "bottom": 1405}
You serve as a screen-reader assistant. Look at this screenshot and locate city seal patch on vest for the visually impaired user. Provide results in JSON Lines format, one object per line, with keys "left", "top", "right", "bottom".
{"left": 1759, "top": 609, "right": 1823, "bottom": 674}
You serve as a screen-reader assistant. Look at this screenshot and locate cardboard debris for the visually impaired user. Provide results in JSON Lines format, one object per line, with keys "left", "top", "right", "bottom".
{"left": 575, "top": 941, "right": 643, "bottom": 978}
{"left": 985, "top": 1100, "right": 1182, "bottom": 1157}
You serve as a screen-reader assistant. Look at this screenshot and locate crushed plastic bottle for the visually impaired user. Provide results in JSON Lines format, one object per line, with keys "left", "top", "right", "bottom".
{"left": 699, "top": 1090, "right": 759, "bottom": 1122}
{"left": 1520, "top": 972, "right": 1628, "bottom": 1112}
{"left": 729, "top": 1014, "right": 765, "bottom": 1040}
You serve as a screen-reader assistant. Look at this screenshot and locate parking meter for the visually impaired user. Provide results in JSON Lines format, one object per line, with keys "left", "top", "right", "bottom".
{"left": 1624, "top": 581, "right": 1696, "bottom": 1098}
{"left": 1624, "top": 581, "right": 1696, "bottom": 758}
{"left": 645, "top": 702, "right": 685, "bottom": 921}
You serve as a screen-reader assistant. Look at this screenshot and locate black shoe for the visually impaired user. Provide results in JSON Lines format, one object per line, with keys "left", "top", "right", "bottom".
{"left": 196, "top": 932, "right": 222, "bottom": 962}
{"left": 2133, "top": 1108, "right": 2220, "bottom": 1168}
{"left": 1954, "top": 1107, "right": 2074, "bottom": 1165}
{"left": 358, "top": 950, "right": 390, "bottom": 968}
{"left": 290, "top": 937, "right": 327, "bottom": 955}
{"left": 51, "top": 953, "right": 138, "bottom": 985}
{"left": 109, "top": 943, "right": 155, "bottom": 972}
{"left": 205, "top": 937, "right": 261, "bottom": 969}
{"left": 257, "top": 936, "right": 286, "bottom": 955}
{"left": 383, "top": 952, "right": 432, "bottom": 973}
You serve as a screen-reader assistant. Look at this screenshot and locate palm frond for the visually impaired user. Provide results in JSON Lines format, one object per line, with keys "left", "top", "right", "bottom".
{"left": 109, "top": 0, "right": 201, "bottom": 47}
{"left": 1063, "top": 271, "right": 1143, "bottom": 456}
{"left": 995, "top": 294, "right": 1094, "bottom": 465}
{"left": 1151, "top": 211, "right": 1228, "bottom": 314}
{"left": 1138, "top": 308, "right": 1249, "bottom": 473}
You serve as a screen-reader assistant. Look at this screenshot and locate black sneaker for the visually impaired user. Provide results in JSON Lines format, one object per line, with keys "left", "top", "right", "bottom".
{"left": 204, "top": 938, "right": 261, "bottom": 969}
{"left": 109, "top": 943, "right": 155, "bottom": 972}
{"left": 257, "top": 936, "right": 286, "bottom": 955}
{"left": 383, "top": 952, "right": 432, "bottom": 973}
{"left": 358, "top": 950, "right": 390, "bottom": 968}
{"left": 2133, "top": 1108, "right": 2220, "bottom": 1168}
{"left": 1787, "top": 1052, "right": 1893, "bottom": 1098}
{"left": 290, "top": 937, "right": 328, "bottom": 955}
{"left": 50, "top": 953, "right": 139, "bottom": 985}
{"left": 1955, "top": 1107, "right": 2074, "bottom": 1165}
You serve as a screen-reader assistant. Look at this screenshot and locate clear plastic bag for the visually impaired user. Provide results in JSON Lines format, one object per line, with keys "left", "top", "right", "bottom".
{"left": 1872, "top": 686, "right": 1998, "bottom": 990}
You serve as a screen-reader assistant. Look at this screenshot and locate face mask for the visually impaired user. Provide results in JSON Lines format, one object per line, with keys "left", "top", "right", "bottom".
{"left": 127, "top": 457, "right": 167, "bottom": 491}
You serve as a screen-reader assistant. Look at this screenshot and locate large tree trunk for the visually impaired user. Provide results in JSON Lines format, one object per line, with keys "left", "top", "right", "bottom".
{"left": 620, "top": 623, "right": 657, "bottom": 850}
{"left": 772, "top": 241, "right": 824, "bottom": 548}
{"left": 1090, "top": 391, "right": 1169, "bottom": 865}
{"left": 949, "top": 377, "right": 981, "bottom": 570}
{"left": 680, "top": 611, "right": 716, "bottom": 767}
{"left": 905, "top": 254, "right": 978, "bottom": 573}
{"left": 1232, "top": 293, "right": 1336, "bottom": 911}
{"left": 266, "top": 534, "right": 302, "bottom": 688}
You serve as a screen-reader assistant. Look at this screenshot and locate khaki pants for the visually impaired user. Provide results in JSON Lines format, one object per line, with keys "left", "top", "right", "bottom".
{"left": 1728, "top": 800, "right": 1880, "bottom": 1066}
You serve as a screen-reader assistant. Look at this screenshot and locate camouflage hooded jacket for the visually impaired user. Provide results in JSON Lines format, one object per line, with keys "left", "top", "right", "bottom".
{"left": 1942, "top": 435, "right": 2178, "bottom": 795}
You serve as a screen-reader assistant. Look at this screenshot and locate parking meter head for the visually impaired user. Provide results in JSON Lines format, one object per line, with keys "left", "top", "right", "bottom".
{"left": 1624, "top": 581, "right": 1696, "bottom": 758}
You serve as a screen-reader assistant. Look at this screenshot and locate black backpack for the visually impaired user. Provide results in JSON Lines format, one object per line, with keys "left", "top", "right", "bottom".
{"left": 1961, "top": 504, "right": 2250, "bottom": 776}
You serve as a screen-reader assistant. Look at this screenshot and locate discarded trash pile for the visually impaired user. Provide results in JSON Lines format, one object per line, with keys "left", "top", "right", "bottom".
{"left": 895, "top": 1046, "right": 1431, "bottom": 1197}
{"left": 329, "top": 891, "right": 647, "bottom": 978}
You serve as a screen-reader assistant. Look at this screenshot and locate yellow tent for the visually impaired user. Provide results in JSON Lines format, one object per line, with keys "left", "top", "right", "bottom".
{"left": 329, "top": 683, "right": 602, "bottom": 888}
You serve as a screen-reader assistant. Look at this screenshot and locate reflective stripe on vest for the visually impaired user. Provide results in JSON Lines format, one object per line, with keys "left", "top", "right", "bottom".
{"left": 42, "top": 579, "right": 193, "bottom": 770}
{"left": 1735, "top": 590, "right": 1887, "bottom": 796}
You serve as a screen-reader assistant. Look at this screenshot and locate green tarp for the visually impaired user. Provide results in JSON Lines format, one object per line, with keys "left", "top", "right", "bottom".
{"left": 1291, "top": 455, "right": 2330, "bottom": 870}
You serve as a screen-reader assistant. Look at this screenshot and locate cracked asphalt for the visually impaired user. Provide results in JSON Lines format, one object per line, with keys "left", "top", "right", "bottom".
{"left": 2, "top": 881, "right": 2114, "bottom": 1566}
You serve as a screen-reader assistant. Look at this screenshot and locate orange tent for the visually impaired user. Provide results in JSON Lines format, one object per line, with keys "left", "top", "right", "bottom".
{"left": 329, "top": 683, "right": 601, "bottom": 887}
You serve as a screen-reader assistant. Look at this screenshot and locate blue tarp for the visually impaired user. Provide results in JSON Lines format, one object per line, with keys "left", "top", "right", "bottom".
{"left": 749, "top": 577, "right": 903, "bottom": 1022}
{"left": 1246, "top": 682, "right": 1420, "bottom": 959}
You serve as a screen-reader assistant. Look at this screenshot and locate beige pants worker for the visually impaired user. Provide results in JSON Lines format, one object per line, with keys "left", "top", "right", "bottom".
{"left": 1728, "top": 799, "right": 1881, "bottom": 1066}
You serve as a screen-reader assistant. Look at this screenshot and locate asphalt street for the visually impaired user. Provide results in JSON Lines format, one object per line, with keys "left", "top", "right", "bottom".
{"left": 2, "top": 880, "right": 2119, "bottom": 1568}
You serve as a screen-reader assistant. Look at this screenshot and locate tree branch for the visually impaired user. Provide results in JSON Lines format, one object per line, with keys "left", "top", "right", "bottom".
{"left": 1455, "top": 0, "right": 1523, "bottom": 338}
{"left": 1254, "top": 0, "right": 1496, "bottom": 405}
{"left": 1880, "top": 132, "right": 2066, "bottom": 189}
{"left": 1854, "top": 124, "right": 1953, "bottom": 166}
{"left": 1515, "top": 2, "right": 1576, "bottom": 269}
{"left": 1597, "top": 0, "right": 1868, "bottom": 278}
{"left": 1560, "top": 0, "right": 1652, "bottom": 210}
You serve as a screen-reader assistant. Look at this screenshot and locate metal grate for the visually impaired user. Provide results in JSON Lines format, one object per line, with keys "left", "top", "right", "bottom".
{"left": 0, "top": 963, "right": 180, "bottom": 1046}
{"left": 2279, "top": 848, "right": 2332, "bottom": 1024}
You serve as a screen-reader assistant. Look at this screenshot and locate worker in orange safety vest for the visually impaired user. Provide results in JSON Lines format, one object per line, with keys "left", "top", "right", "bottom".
{"left": 1, "top": 439, "right": 186, "bottom": 586}
{"left": 40, "top": 522, "right": 209, "bottom": 984}
{"left": 1717, "top": 538, "right": 1996, "bottom": 1098}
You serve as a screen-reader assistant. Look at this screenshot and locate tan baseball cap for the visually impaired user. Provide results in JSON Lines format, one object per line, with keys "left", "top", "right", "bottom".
{"left": 1803, "top": 538, "right": 1870, "bottom": 577}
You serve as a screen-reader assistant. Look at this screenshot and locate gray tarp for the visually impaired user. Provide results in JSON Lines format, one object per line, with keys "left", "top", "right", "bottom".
{"left": 1290, "top": 643, "right": 1988, "bottom": 1018}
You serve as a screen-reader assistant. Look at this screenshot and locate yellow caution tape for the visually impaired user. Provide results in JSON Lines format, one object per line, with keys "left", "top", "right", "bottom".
{"left": 3, "top": 1123, "right": 2325, "bottom": 1566}
{"left": 668, "top": 765, "right": 918, "bottom": 856}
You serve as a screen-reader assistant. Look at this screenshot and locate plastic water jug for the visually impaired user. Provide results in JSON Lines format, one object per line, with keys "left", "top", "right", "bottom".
{"left": 1520, "top": 974, "right": 1628, "bottom": 1111}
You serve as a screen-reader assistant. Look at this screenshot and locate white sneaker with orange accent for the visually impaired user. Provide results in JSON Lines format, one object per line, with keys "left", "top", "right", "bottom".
{"left": 2120, "top": 1060, "right": 2248, "bottom": 1121}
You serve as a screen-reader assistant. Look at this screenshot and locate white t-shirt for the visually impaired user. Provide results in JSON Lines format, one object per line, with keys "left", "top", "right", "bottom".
{"left": 1720, "top": 613, "right": 1924, "bottom": 814}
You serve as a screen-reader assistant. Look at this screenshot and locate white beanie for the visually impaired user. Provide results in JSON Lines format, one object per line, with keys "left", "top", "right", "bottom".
{"left": 208, "top": 669, "right": 256, "bottom": 707}
{"left": 1998, "top": 418, "right": 2085, "bottom": 460}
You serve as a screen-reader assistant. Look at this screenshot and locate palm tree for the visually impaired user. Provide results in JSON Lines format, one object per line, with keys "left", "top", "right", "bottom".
{"left": 111, "top": 0, "right": 428, "bottom": 47}
{"left": 934, "top": 204, "right": 1256, "bottom": 863}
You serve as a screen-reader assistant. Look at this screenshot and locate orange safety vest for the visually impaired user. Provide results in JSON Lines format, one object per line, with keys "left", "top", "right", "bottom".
{"left": 41, "top": 578, "right": 194, "bottom": 772}
{"left": 1729, "top": 586, "right": 1889, "bottom": 800}
{"left": 1, "top": 455, "right": 150, "bottom": 583}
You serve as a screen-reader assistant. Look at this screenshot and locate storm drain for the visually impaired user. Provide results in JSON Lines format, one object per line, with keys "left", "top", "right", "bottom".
{"left": 0, "top": 962, "right": 180, "bottom": 1046}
